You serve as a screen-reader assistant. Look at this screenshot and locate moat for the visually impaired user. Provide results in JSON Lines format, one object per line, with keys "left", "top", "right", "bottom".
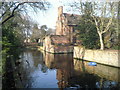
{"left": 4, "top": 48, "right": 120, "bottom": 89}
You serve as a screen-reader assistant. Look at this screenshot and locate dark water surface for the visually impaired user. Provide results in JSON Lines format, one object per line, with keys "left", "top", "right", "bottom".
{"left": 15, "top": 48, "right": 120, "bottom": 89}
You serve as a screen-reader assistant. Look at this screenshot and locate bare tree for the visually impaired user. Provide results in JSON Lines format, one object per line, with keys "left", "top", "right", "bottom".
{"left": 0, "top": 1, "right": 50, "bottom": 25}
{"left": 68, "top": 1, "right": 118, "bottom": 50}
{"left": 92, "top": 2, "right": 117, "bottom": 50}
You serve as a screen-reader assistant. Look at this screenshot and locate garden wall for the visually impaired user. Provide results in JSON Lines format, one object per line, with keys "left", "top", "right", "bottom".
{"left": 74, "top": 46, "right": 120, "bottom": 67}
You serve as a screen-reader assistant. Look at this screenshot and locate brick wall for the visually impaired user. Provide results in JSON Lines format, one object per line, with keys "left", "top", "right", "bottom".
{"left": 56, "top": 6, "right": 74, "bottom": 43}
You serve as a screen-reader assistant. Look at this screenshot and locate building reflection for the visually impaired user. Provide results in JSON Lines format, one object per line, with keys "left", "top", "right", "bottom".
{"left": 43, "top": 52, "right": 120, "bottom": 89}
{"left": 43, "top": 52, "right": 74, "bottom": 88}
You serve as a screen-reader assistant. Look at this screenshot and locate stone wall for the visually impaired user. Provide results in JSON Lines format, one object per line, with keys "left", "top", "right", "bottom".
{"left": 54, "top": 46, "right": 73, "bottom": 53}
{"left": 43, "top": 35, "right": 73, "bottom": 53}
{"left": 44, "top": 45, "right": 73, "bottom": 54}
{"left": 74, "top": 46, "right": 120, "bottom": 67}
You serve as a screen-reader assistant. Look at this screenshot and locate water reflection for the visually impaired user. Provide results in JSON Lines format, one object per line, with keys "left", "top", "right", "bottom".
{"left": 17, "top": 49, "right": 55, "bottom": 88}
{"left": 73, "top": 59, "right": 120, "bottom": 89}
{"left": 43, "top": 52, "right": 74, "bottom": 88}
{"left": 74, "top": 59, "right": 120, "bottom": 82}
{"left": 16, "top": 49, "right": 120, "bottom": 89}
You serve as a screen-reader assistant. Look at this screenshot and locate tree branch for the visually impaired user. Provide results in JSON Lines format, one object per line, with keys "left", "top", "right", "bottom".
{"left": 102, "top": 17, "right": 113, "bottom": 34}
{"left": 101, "top": 2, "right": 115, "bottom": 34}
{"left": 92, "top": 15, "right": 100, "bottom": 33}
{"left": 1, "top": 2, "right": 15, "bottom": 18}
{"left": 1, "top": 2, "right": 41, "bottom": 25}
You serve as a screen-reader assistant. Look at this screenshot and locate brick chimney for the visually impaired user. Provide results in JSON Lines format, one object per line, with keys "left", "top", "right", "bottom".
{"left": 56, "top": 6, "right": 63, "bottom": 35}
{"left": 58, "top": 6, "right": 63, "bottom": 18}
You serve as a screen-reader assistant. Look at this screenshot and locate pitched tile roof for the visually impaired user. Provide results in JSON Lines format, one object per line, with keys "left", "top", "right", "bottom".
{"left": 63, "top": 13, "right": 81, "bottom": 25}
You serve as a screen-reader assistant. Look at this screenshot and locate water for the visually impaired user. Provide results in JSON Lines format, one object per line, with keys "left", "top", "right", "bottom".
{"left": 15, "top": 48, "right": 120, "bottom": 89}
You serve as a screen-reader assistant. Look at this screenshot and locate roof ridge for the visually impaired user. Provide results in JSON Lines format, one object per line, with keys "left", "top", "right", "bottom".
{"left": 63, "top": 13, "right": 80, "bottom": 16}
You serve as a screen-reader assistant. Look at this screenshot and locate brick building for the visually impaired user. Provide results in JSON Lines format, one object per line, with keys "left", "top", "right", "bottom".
{"left": 43, "top": 35, "right": 73, "bottom": 53}
{"left": 43, "top": 6, "right": 81, "bottom": 53}
{"left": 56, "top": 6, "right": 81, "bottom": 43}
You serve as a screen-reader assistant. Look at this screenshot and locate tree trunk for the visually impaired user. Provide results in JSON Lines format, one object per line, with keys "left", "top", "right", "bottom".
{"left": 98, "top": 32, "right": 104, "bottom": 50}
